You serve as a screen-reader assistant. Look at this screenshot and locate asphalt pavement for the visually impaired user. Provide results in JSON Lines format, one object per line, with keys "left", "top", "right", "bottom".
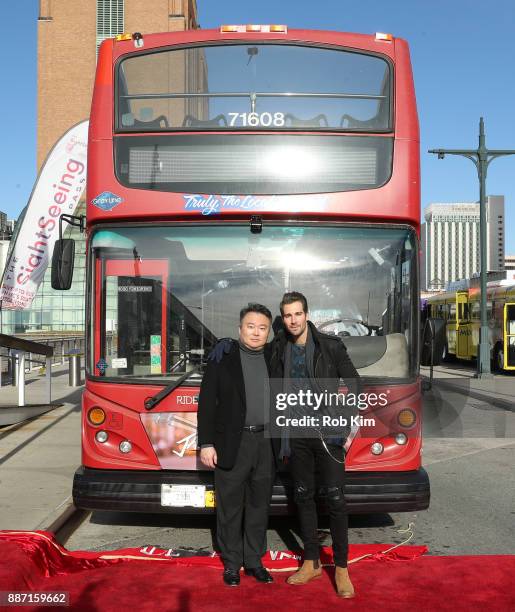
{"left": 421, "top": 362, "right": 515, "bottom": 412}
{"left": 1, "top": 361, "right": 514, "bottom": 557}
{"left": 0, "top": 364, "right": 82, "bottom": 530}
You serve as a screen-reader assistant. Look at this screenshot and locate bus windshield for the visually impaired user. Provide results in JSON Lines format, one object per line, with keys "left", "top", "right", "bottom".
{"left": 89, "top": 224, "right": 417, "bottom": 383}
{"left": 117, "top": 43, "right": 391, "bottom": 132}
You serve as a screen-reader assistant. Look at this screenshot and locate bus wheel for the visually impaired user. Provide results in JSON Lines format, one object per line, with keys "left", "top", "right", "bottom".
{"left": 493, "top": 344, "right": 504, "bottom": 373}
{"left": 442, "top": 342, "right": 453, "bottom": 362}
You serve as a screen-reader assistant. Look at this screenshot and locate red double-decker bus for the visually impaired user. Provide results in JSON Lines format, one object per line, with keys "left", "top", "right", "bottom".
{"left": 68, "top": 25, "right": 427, "bottom": 514}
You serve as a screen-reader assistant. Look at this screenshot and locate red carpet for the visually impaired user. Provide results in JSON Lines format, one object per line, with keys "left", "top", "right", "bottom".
{"left": 0, "top": 531, "right": 514, "bottom": 611}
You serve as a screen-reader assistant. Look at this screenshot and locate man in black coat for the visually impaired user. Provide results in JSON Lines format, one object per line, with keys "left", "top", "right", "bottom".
{"left": 268, "top": 291, "right": 361, "bottom": 598}
{"left": 198, "top": 303, "right": 274, "bottom": 587}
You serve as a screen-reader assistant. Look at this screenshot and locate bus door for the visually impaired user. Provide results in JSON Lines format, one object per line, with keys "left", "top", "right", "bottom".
{"left": 95, "top": 259, "right": 168, "bottom": 377}
{"left": 456, "top": 291, "right": 471, "bottom": 359}
{"left": 503, "top": 303, "right": 515, "bottom": 370}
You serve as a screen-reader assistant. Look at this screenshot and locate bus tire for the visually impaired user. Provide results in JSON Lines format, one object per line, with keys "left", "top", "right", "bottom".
{"left": 442, "top": 343, "right": 454, "bottom": 362}
{"left": 493, "top": 343, "right": 504, "bottom": 373}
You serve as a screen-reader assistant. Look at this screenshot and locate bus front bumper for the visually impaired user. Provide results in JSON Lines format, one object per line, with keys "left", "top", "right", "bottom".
{"left": 73, "top": 466, "right": 430, "bottom": 514}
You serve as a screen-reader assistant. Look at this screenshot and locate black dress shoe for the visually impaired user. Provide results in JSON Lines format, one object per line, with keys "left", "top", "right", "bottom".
{"left": 244, "top": 566, "right": 274, "bottom": 583}
{"left": 223, "top": 569, "right": 240, "bottom": 586}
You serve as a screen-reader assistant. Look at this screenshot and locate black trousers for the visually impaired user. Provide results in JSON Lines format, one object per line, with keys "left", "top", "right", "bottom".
{"left": 290, "top": 437, "right": 348, "bottom": 567}
{"left": 214, "top": 432, "right": 274, "bottom": 570}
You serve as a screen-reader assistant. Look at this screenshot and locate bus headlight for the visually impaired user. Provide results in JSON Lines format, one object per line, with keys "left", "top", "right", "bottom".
{"left": 88, "top": 407, "right": 106, "bottom": 426}
{"left": 395, "top": 433, "right": 408, "bottom": 445}
{"left": 371, "top": 442, "right": 384, "bottom": 455}
{"left": 119, "top": 440, "right": 132, "bottom": 454}
{"left": 95, "top": 430, "right": 108, "bottom": 443}
{"left": 398, "top": 409, "right": 416, "bottom": 428}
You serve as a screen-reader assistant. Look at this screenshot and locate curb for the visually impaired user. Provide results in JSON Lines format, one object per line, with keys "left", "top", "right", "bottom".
{"left": 36, "top": 496, "right": 77, "bottom": 533}
{"left": 37, "top": 498, "right": 90, "bottom": 545}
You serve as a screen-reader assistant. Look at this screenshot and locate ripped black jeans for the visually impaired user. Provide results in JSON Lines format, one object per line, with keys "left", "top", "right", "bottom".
{"left": 290, "top": 437, "right": 348, "bottom": 567}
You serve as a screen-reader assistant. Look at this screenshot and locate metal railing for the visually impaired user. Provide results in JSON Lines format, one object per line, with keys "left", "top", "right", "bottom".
{"left": 0, "top": 333, "right": 85, "bottom": 406}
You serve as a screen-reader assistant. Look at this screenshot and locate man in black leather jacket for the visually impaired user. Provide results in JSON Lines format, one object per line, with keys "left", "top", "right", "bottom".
{"left": 268, "top": 291, "right": 361, "bottom": 598}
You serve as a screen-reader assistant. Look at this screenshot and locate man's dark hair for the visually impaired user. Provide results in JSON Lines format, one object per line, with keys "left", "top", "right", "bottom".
{"left": 239, "top": 303, "right": 273, "bottom": 323}
{"left": 280, "top": 291, "right": 308, "bottom": 315}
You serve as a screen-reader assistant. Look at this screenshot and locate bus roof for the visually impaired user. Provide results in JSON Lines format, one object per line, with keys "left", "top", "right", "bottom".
{"left": 427, "top": 284, "right": 515, "bottom": 302}
{"left": 109, "top": 28, "right": 404, "bottom": 62}
{"left": 88, "top": 28, "right": 419, "bottom": 226}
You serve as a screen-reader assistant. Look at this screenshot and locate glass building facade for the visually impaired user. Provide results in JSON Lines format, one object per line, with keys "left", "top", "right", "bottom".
{"left": 1, "top": 201, "right": 86, "bottom": 335}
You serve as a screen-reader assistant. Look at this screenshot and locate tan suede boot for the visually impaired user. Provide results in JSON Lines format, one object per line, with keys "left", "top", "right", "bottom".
{"left": 335, "top": 566, "right": 355, "bottom": 598}
{"left": 286, "top": 560, "right": 322, "bottom": 585}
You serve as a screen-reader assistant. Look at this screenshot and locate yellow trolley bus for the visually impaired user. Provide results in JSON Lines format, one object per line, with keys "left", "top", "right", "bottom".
{"left": 426, "top": 283, "right": 515, "bottom": 372}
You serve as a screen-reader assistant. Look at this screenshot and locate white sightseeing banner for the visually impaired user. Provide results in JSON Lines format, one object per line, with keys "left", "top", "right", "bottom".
{"left": 0, "top": 120, "right": 88, "bottom": 310}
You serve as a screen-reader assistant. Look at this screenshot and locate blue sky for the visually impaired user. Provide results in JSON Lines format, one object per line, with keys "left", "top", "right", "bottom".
{"left": 2, "top": 0, "right": 515, "bottom": 251}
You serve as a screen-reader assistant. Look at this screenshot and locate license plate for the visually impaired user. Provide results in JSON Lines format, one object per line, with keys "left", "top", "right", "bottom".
{"left": 161, "top": 484, "right": 206, "bottom": 508}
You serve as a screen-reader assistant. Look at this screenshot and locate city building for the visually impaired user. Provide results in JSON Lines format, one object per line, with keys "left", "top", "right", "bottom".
{"left": 0, "top": 210, "right": 13, "bottom": 292}
{"left": 5, "top": 219, "right": 16, "bottom": 235}
{"left": 1, "top": 0, "right": 198, "bottom": 334}
{"left": 0, "top": 232, "right": 11, "bottom": 286}
{"left": 422, "top": 196, "right": 504, "bottom": 291}
{"left": 37, "top": 0, "right": 199, "bottom": 168}
{"left": 420, "top": 221, "right": 427, "bottom": 293}
{"left": 505, "top": 255, "right": 515, "bottom": 271}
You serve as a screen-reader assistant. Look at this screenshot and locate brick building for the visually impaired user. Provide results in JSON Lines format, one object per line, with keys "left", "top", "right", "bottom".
{"left": 2, "top": 1, "right": 198, "bottom": 334}
{"left": 37, "top": 0, "right": 199, "bottom": 168}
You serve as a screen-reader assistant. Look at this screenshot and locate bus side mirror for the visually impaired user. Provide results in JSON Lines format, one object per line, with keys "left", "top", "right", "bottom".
{"left": 420, "top": 317, "right": 446, "bottom": 366}
{"left": 51, "top": 239, "right": 75, "bottom": 290}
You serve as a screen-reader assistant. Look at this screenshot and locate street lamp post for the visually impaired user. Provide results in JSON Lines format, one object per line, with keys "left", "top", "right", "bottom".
{"left": 429, "top": 117, "right": 515, "bottom": 379}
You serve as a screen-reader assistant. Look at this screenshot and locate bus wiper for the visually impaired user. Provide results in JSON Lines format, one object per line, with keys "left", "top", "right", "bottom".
{"left": 144, "top": 366, "right": 200, "bottom": 411}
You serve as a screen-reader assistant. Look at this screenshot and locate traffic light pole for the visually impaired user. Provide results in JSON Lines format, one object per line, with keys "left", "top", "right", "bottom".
{"left": 429, "top": 117, "right": 515, "bottom": 378}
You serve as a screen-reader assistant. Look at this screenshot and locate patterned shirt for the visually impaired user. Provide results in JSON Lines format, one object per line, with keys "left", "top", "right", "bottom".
{"left": 290, "top": 343, "right": 308, "bottom": 379}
